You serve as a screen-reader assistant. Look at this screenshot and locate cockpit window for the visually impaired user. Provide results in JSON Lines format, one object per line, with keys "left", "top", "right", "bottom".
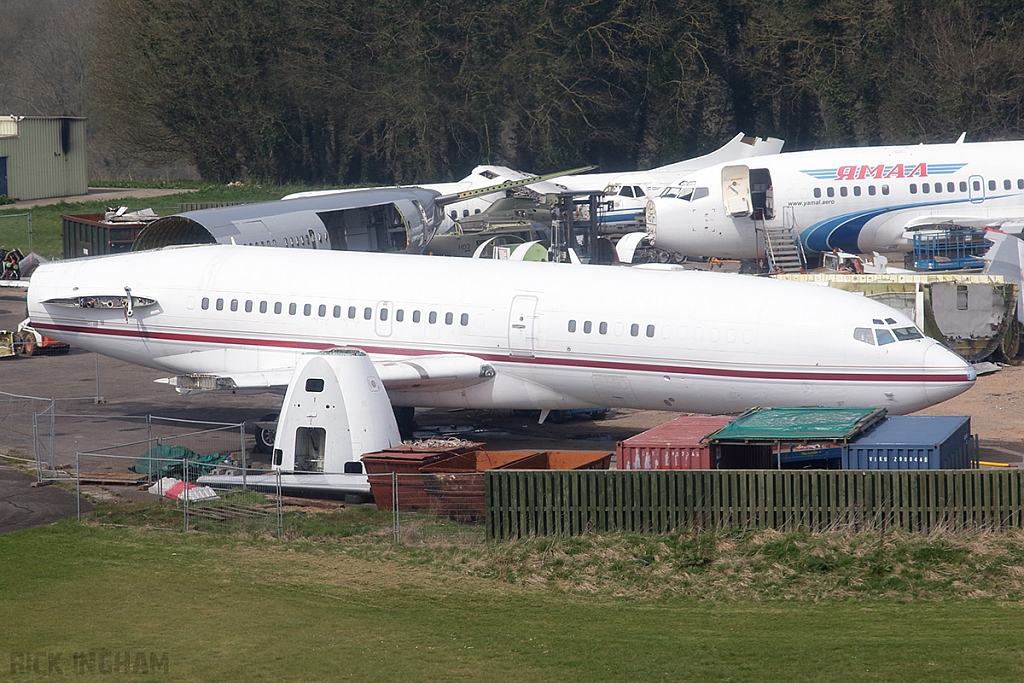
{"left": 875, "top": 329, "right": 896, "bottom": 345}
{"left": 892, "top": 326, "right": 924, "bottom": 341}
{"left": 884, "top": 317, "right": 897, "bottom": 325}
{"left": 854, "top": 327, "right": 874, "bottom": 345}
{"left": 665, "top": 186, "right": 710, "bottom": 202}
{"left": 621, "top": 186, "right": 635, "bottom": 198}
{"left": 634, "top": 186, "right": 646, "bottom": 197}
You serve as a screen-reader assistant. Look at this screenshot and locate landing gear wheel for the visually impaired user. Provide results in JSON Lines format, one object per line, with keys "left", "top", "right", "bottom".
{"left": 17, "top": 330, "right": 36, "bottom": 356}
{"left": 255, "top": 428, "right": 276, "bottom": 453}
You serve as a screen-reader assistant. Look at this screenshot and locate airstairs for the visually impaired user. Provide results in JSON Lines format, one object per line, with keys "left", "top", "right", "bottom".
{"left": 763, "top": 225, "right": 806, "bottom": 274}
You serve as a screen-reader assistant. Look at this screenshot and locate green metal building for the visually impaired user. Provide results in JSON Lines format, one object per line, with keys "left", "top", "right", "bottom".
{"left": 0, "top": 115, "right": 88, "bottom": 201}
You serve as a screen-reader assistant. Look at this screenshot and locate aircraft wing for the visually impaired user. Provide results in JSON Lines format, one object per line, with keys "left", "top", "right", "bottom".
{"left": 155, "top": 352, "right": 496, "bottom": 395}
{"left": 902, "top": 214, "right": 1024, "bottom": 234}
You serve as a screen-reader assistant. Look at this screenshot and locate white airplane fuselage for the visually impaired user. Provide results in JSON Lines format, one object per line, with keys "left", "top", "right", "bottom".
{"left": 27, "top": 245, "right": 974, "bottom": 415}
{"left": 647, "top": 139, "right": 1024, "bottom": 259}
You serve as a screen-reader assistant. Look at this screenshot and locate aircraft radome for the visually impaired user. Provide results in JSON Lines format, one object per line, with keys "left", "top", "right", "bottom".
{"left": 26, "top": 245, "right": 974, "bottom": 492}
{"left": 645, "top": 136, "right": 1024, "bottom": 260}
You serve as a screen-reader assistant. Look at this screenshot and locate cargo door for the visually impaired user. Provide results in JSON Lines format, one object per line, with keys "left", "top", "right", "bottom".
{"left": 508, "top": 295, "right": 537, "bottom": 357}
{"left": 722, "top": 165, "right": 752, "bottom": 216}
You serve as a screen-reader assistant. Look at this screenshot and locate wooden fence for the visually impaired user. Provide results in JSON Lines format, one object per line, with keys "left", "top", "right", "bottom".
{"left": 484, "top": 469, "right": 1024, "bottom": 540}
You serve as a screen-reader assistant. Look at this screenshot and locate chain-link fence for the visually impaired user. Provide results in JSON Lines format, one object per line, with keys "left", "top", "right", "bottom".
{"left": 75, "top": 444, "right": 284, "bottom": 540}
{"left": 378, "top": 472, "right": 486, "bottom": 545}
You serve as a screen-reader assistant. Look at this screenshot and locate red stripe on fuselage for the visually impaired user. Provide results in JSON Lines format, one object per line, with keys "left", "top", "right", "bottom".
{"left": 32, "top": 321, "right": 973, "bottom": 384}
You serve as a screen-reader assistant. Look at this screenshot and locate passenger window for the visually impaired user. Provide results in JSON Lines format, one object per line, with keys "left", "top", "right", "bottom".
{"left": 245, "top": 300, "right": 252, "bottom": 313}
{"left": 630, "top": 323, "right": 639, "bottom": 337}
{"left": 460, "top": 313, "right": 469, "bottom": 326}
{"left": 274, "top": 302, "right": 282, "bottom": 314}
{"left": 413, "top": 310, "right": 421, "bottom": 323}
{"left": 583, "top": 321, "right": 592, "bottom": 334}
{"left": 230, "top": 299, "right": 238, "bottom": 312}
{"left": 348, "top": 306, "right": 356, "bottom": 319}
{"left": 947, "top": 182, "right": 955, "bottom": 193}
{"left": 910, "top": 184, "right": 918, "bottom": 194}
{"left": 875, "top": 329, "right": 895, "bottom": 345}
{"left": 934, "top": 183, "right": 941, "bottom": 193}
{"left": 303, "top": 304, "right": 311, "bottom": 316}
{"left": 1018, "top": 179, "right": 1024, "bottom": 190}
{"left": 989, "top": 180, "right": 997, "bottom": 191}
{"left": 960, "top": 181, "right": 968, "bottom": 192}
{"left": 854, "top": 328, "right": 874, "bottom": 345}
{"left": 1005, "top": 179, "right": 1013, "bottom": 190}
{"left": 646, "top": 324, "right": 655, "bottom": 338}
{"left": 381, "top": 308, "right": 389, "bottom": 321}
{"left": 289, "top": 303, "right": 297, "bottom": 315}
{"left": 923, "top": 184, "right": 931, "bottom": 194}
{"left": 853, "top": 186, "right": 861, "bottom": 196}
{"left": 216, "top": 298, "right": 224, "bottom": 311}
{"left": 396, "top": 309, "right": 405, "bottom": 322}
{"left": 599, "top": 322, "right": 608, "bottom": 335}
{"left": 363, "top": 307, "right": 372, "bottom": 320}
{"left": 333, "top": 305, "right": 341, "bottom": 318}
{"left": 813, "top": 188, "right": 821, "bottom": 198}
{"left": 973, "top": 180, "right": 981, "bottom": 191}
{"left": 201, "top": 298, "right": 209, "bottom": 310}
{"left": 568, "top": 320, "right": 577, "bottom": 333}
{"left": 429, "top": 311, "right": 437, "bottom": 324}
{"left": 868, "top": 185, "right": 876, "bottom": 196}
{"left": 840, "top": 187, "right": 848, "bottom": 197}
{"left": 260, "top": 301, "right": 267, "bottom": 314}
{"left": 881, "top": 185, "right": 889, "bottom": 195}
{"left": 826, "top": 187, "right": 835, "bottom": 198}
{"left": 445, "top": 312, "right": 453, "bottom": 325}
{"left": 318, "top": 304, "right": 326, "bottom": 317}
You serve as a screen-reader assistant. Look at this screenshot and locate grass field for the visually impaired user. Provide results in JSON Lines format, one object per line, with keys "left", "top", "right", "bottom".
{"left": 0, "top": 182, "right": 331, "bottom": 258}
{"left": 3, "top": 514, "right": 1024, "bottom": 682}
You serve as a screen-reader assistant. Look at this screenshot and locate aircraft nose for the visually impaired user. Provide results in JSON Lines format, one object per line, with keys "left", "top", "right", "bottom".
{"left": 924, "top": 343, "right": 976, "bottom": 405}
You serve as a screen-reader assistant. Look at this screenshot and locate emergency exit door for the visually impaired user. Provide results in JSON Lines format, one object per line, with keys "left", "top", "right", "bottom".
{"left": 508, "top": 295, "right": 537, "bottom": 358}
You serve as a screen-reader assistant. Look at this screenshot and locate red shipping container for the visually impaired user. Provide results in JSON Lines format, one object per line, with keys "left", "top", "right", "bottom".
{"left": 617, "top": 415, "right": 734, "bottom": 470}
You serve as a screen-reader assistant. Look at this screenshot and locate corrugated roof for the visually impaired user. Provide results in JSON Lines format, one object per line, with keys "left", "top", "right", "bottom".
{"left": 620, "top": 415, "right": 734, "bottom": 447}
{"left": 849, "top": 415, "right": 970, "bottom": 446}
{"left": 709, "top": 407, "right": 886, "bottom": 443}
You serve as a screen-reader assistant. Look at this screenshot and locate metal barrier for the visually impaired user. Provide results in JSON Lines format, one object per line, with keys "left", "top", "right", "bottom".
{"left": 385, "top": 472, "right": 486, "bottom": 545}
{"left": 485, "top": 469, "right": 1024, "bottom": 540}
{"left": 74, "top": 452, "right": 283, "bottom": 538}
{"left": 33, "top": 411, "right": 245, "bottom": 482}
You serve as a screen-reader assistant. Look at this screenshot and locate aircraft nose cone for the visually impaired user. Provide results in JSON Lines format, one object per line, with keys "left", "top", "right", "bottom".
{"left": 924, "top": 344, "right": 976, "bottom": 405}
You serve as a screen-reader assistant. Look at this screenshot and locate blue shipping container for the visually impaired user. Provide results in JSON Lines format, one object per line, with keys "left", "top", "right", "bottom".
{"left": 842, "top": 416, "right": 973, "bottom": 470}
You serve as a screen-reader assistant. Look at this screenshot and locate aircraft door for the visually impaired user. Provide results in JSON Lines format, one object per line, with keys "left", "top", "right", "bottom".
{"left": 969, "top": 175, "right": 986, "bottom": 204}
{"left": 375, "top": 301, "right": 393, "bottom": 337}
{"left": 749, "top": 169, "right": 774, "bottom": 220}
{"left": 722, "top": 166, "right": 752, "bottom": 216}
{"left": 508, "top": 295, "right": 538, "bottom": 358}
